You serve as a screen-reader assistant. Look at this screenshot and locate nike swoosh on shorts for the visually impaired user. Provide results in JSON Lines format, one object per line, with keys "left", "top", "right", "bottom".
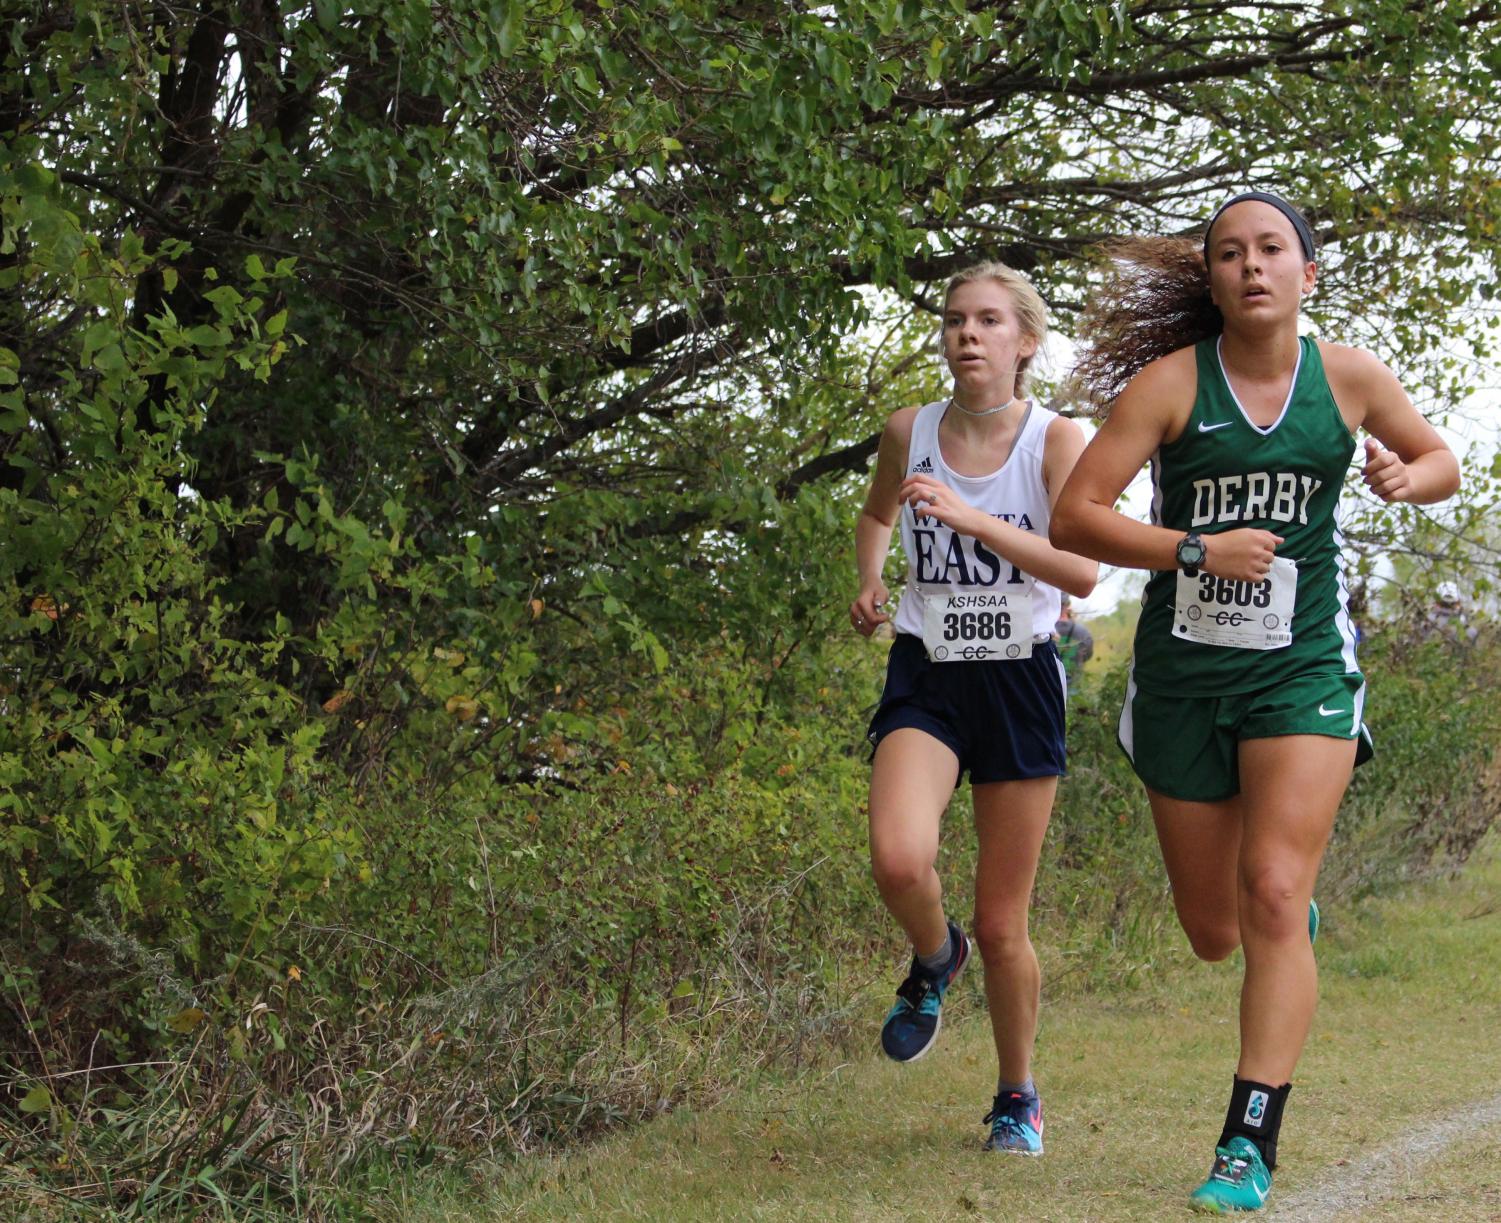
{"left": 1318, "top": 704, "right": 1346, "bottom": 716}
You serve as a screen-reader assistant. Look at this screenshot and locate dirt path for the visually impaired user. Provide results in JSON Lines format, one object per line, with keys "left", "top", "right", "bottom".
{"left": 1274, "top": 1090, "right": 1501, "bottom": 1221}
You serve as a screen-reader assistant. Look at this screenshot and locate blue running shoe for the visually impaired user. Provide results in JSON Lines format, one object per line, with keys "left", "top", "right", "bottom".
{"left": 1308, "top": 898, "right": 1320, "bottom": 944}
{"left": 983, "top": 1089, "right": 1044, "bottom": 1155}
{"left": 1188, "top": 1135, "right": 1272, "bottom": 1213}
{"left": 879, "top": 921, "right": 969, "bottom": 1062}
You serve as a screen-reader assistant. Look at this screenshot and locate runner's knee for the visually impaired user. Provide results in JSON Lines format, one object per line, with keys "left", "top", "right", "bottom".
{"left": 1176, "top": 906, "right": 1240, "bottom": 961}
{"left": 1169, "top": 884, "right": 1240, "bottom": 959}
{"left": 870, "top": 849, "right": 930, "bottom": 898}
{"left": 971, "top": 911, "right": 1032, "bottom": 962}
{"left": 1238, "top": 864, "right": 1307, "bottom": 938}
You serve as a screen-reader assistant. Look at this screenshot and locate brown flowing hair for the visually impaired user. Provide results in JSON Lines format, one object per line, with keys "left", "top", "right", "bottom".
{"left": 1067, "top": 237, "right": 1224, "bottom": 416}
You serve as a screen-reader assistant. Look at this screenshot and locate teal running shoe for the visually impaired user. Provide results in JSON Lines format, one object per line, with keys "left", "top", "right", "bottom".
{"left": 1188, "top": 1135, "right": 1272, "bottom": 1213}
{"left": 982, "top": 1089, "right": 1044, "bottom": 1155}
{"left": 879, "top": 921, "right": 969, "bottom": 1062}
{"left": 1308, "top": 898, "right": 1320, "bottom": 944}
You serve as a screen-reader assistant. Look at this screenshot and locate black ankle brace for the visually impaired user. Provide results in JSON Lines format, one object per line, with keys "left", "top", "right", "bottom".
{"left": 1217, "top": 1077, "right": 1292, "bottom": 1170}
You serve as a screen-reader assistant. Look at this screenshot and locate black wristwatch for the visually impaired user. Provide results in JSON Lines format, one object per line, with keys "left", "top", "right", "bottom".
{"left": 1176, "top": 532, "right": 1207, "bottom": 577}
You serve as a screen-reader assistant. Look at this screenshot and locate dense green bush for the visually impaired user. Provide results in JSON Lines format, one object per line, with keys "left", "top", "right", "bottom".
{"left": 6, "top": 583, "right": 1496, "bottom": 1218}
{"left": 1, "top": 523, "right": 889, "bottom": 1214}
{"left": 1326, "top": 621, "right": 1501, "bottom": 894}
{"left": 7, "top": 3, "right": 1501, "bottom": 1215}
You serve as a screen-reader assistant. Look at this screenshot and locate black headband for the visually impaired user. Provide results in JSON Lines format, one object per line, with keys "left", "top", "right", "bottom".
{"left": 1204, "top": 191, "right": 1316, "bottom": 263}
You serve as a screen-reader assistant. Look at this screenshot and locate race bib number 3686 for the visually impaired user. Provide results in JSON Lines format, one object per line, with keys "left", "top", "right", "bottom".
{"left": 922, "top": 591, "right": 1033, "bottom": 661}
{"left": 1173, "top": 556, "right": 1297, "bottom": 651}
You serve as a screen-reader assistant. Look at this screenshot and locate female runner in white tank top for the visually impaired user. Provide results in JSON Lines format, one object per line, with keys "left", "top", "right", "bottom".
{"left": 850, "top": 262, "right": 1097, "bottom": 1153}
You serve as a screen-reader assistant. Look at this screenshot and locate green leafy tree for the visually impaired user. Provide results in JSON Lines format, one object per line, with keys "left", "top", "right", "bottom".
{"left": 4, "top": 2, "right": 1501, "bottom": 1190}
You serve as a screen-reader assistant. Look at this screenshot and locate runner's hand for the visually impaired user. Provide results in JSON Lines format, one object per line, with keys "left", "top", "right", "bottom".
{"left": 851, "top": 582, "right": 889, "bottom": 637}
{"left": 898, "top": 475, "right": 982, "bottom": 535}
{"left": 1362, "top": 438, "right": 1411, "bottom": 502}
{"left": 1201, "top": 528, "right": 1283, "bottom": 584}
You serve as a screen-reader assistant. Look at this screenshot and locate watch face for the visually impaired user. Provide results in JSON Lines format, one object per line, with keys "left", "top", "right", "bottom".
{"left": 1179, "top": 539, "right": 1206, "bottom": 566}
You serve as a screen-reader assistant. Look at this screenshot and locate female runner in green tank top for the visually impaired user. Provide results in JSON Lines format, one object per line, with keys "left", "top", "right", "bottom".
{"left": 1050, "top": 193, "right": 1460, "bottom": 1213}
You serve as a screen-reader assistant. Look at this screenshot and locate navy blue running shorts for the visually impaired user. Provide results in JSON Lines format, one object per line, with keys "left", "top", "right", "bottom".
{"left": 867, "top": 633, "right": 1068, "bottom": 785}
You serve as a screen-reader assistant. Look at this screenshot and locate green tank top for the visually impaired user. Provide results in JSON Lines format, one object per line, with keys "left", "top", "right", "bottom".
{"left": 1132, "top": 337, "right": 1361, "bottom": 696}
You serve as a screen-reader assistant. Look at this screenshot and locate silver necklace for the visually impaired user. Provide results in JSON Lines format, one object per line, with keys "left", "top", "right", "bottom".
{"left": 947, "top": 395, "right": 1020, "bottom": 418}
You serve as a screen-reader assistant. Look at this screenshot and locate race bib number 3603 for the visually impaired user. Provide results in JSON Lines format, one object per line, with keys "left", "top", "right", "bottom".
{"left": 1173, "top": 556, "right": 1297, "bottom": 651}
{"left": 922, "top": 591, "right": 1033, "bottom": 661}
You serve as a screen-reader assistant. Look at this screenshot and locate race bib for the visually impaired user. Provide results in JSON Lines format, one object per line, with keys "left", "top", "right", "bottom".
{"left": 1173, "top": 556, "right": 1297, "bottom": 651}
{"left": 922, "top": 590, "right": 1033, "bottom": 661}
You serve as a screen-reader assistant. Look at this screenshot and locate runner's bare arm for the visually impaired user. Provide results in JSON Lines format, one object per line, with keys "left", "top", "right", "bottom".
{"left": 896, "top": 412, "right": 1099, "bottom": 598}
{"left": 1321, "top": 343, "right": 1460, "bottom": 505}
{"left": 1050, "top": 350, "right": 1282, "bottom": 584}
{"left": 852, "top": 408, "right": 917, "bottom": 634}
{"left": 898, "top": 416, "right": 1098, "bottom": 598}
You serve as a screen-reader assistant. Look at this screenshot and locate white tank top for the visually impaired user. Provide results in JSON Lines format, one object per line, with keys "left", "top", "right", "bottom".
{"left": 892, "top": 398, "right": 1062, "bottom": 642}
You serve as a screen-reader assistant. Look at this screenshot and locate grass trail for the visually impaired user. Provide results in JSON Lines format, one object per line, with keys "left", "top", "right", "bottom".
{"left": 406, "top": 847, "right": 1501, "bottom": 1221}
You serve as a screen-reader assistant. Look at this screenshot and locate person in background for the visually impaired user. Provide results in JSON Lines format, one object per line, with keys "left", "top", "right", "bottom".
{"left": 1054, "top": 595, "right": 1094, "bottom": 697}
{"left": 1424, "top": 580, "right": 1478, "bottom": 646}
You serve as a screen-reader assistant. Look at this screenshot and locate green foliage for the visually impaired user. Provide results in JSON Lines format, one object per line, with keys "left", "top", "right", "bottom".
{"left": 1326, "top": 622, "right": 1501, "bottom": 894}
{"left": 0, "top": 178, "right": 350, "bottom": 994}
{"left": 5, "top": 627, "right": 1500, "bottom": 1217}
{"left": 4, "top": 1, "right": 1501, "bottom": 1216}
{"left": 1039, "top": 661, "right": 1180, "bottom": 992}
